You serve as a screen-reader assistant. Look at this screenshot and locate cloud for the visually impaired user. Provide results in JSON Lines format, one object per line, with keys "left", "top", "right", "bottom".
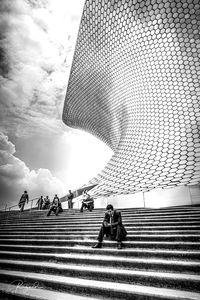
{"left": 0, "top": 132, "right": 65, "bottom": 209}
{"left": 0, "top": 0, "right": 84, "bottom": 138}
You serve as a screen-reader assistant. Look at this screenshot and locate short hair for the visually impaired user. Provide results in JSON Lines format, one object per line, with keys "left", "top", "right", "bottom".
{"left": 24, "top": 191, "right": 27, "bottom": 193}
{"left": 106, "top": 204, "right": 113, "bottom": 210}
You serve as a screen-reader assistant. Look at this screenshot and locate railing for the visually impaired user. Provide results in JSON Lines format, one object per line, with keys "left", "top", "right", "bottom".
{"left": 5, "top": 197, "right": 39, "bottom": 212}
{"left": 3, "top": 197, "right": 40, "bottom": 223}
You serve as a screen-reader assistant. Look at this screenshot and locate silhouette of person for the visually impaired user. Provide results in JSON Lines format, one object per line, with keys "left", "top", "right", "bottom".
{"left": 92, "top": 204, "right": 127, "bottom": 249}
{"left": 18, "top": 191, "right": 29, "bottom": 212}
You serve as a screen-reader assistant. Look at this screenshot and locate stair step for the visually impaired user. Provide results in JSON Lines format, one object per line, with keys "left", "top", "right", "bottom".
{"left": 0, "top": 282, "right": 99, "bottom": 300}
{"left": 1, "top": 259, "right": 200, "bottom": 291}
{"left": 0, "top": 251, "right": 199, "bottom": 273}
{"left": 0, "top": 244, "right": 199, "bottom": 259}
{"left": 1, "top": 225, "right": 200, "bottom": 232}
{"left": 1, "top": 221, "right": 200, "bottom": 230}
{"left": 1, "top": 234, "right": 200, "bottom": 242}
{"left": 2, "top": 212, "right": 200, "bottom": 223}
{"left": 1, "top": 270, "right": 200, "bottom": 300}
{"left": 0, "top": 239, "right": 199, "bottom": 249}
{"left": 1, "top": 230, "right": 200, "bottom": 235}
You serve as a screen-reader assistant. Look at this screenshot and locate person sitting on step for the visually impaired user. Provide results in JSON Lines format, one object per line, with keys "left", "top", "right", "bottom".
{"left": 92, "top": 204, "right": 127, "bottom": 249}
{"left": 47, "top": 194, "right": 63, "bottom": 216}
{"left": 80, "top": 190, "right": 94, "bottom": 212}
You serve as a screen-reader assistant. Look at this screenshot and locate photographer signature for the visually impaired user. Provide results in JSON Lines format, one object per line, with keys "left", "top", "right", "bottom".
{"left": 11, "top": 280, "right": 40, "bottom": 293}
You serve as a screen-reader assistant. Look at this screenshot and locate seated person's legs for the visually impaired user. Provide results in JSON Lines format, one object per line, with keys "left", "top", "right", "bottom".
{"left": 92, "top": 224, "right": 111, "bottom": 248}
{"left": 55, "top": 206, "right": 62, "bottom": 216}
{"left": 80, "top": 202, "right": 87, "bottom": 212}
{"left": 47, "top": 206, "right": 55, "bottom": 216}
{"left": 88, "top": 201, "right": 94, "bottom": 212}
{"left": 55, "top": 207, "right": 60, "bottom": 216}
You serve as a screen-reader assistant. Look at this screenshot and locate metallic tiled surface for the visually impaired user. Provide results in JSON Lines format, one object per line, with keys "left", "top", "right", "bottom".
{"left": 63, "top": 0, "right": 200, "bottom": 196}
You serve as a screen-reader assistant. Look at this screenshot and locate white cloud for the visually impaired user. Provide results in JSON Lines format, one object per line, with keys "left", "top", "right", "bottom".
{"left": 0, "top": 0, "right": 84, "bottom": 137}
{"left": 0, "top": 132, "right": 65, "bottom": 209}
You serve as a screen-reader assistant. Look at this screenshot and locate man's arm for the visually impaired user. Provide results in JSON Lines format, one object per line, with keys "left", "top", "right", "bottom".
{"left": 103, "top": 212, "right": 110, "bottom": 227}
{"left": 112, "top": 211, "right": 122, "bottom": 226}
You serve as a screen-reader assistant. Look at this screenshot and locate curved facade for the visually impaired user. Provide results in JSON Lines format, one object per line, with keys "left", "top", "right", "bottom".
{"left": 63, "top": 0, "right": 200, "bottom": 197}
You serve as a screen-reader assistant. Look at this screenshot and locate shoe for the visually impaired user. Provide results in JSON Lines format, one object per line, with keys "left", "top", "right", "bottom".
{"left": 117, "top": 242, "right": 122, "bottom": 249}
{"left": 92, "top": 243, "right": 102, "bottom": 249}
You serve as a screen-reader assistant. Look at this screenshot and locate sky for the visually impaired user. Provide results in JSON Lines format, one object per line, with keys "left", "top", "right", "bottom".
{"left": 0, "top": 0, "right": 113, "bottom": 210}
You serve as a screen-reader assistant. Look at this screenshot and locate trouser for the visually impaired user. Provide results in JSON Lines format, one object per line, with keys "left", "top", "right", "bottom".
{"left": 80, "top": 202, "right": 93, "bottom": 212}
{"left": 19, "top": 202, "right": 25, "bottom": 212}
{"left": 68, "top": 200, "right": 73, "bottom": 209}
{"left": 97, "top": 224, "right": 123, "bottom": 243}
{"left": 47, "top": 206, "right": 61, "bottom": 216}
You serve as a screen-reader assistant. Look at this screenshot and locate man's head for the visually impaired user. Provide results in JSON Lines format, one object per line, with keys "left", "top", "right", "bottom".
{"left": 106, "top": 204, "right": 114, "bottom": 214}
{"left": 24, "top": 191, "right": 27, "bottom": 193}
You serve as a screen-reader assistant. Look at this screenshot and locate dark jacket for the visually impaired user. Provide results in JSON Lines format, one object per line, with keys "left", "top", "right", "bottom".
{"left": 52, "top": 197, "right": 62, "bottom": 208}
{"left": 103, "top": 210, "right": 122, "bottom": 227}
{"left": 68, "top": 192, "right": 74, "bottom": 201}
{"left": 103, "top": 210, "right": 127, "bottom": 240}
{"left": 19, "top": 193, "right": 29, "bottom": 204}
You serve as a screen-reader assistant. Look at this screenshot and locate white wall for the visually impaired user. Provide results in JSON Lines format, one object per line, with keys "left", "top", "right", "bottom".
{"left": 62, "top": 185, "right": 200, "bottom": 210}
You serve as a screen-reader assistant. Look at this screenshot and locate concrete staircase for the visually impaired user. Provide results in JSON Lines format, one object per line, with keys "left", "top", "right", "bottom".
{"left": 0, "top": 205, "right": 200, "bottom": 299}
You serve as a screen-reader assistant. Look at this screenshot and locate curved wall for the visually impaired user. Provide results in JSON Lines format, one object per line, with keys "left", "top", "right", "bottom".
{"left": 63, "top": 0, "right": 200, "bottom": 199}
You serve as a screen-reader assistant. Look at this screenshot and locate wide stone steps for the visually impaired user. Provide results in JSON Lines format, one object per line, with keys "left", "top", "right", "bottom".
{"left": 0, "top": 282, "right": 98, "bottom": 300}
{"left": 1, "top": 225, "right": 200, "bottom": 231}
{"left": 0, "top": 270, "right": 200, "bottom": 300}
{"left": 1, "top": 259, "right": 200, "bottom": 291}
{"left": 0, "top": 252, "right": 199, "bottom": 273}
{"left": 1, "top": 229, "right": 200, "bottom": 234}
{"left": 0, "top": 206, "right": 200, "bottom": 299}
{"left": 1, "top": 207, "right": 200, "bottom": 222}
{"left": 1, "top": 211, "right": 200, "bottom": 222}
{"left": 0, "top": 239, "right": 199, "bottom": 250}
{"left": 0, "top": 233, "right": 200, "bottom": 242}
{"left": 1, "top": 244, "right": 199, "bottom": 259}
{"left": 1, "top": 221, "right": 200, "bottom": 230}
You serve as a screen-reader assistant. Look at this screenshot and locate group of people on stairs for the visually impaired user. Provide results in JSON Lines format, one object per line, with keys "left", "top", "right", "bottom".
{"left": 18, "top": 191, "right": 127, "bottom": 249}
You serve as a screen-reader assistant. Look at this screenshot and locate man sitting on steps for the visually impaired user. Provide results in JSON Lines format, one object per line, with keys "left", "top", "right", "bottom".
{"left": 47, "top": 194, "right": 63, "bottom": 216}
{"left": 80, "top": 190, "right": 94, "bottom": 212}
{"left": 92, "top": 204, "right": 127, "bottom": 249}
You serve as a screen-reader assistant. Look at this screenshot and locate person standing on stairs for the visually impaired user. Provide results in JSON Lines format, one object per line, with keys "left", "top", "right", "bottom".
{"left": 36, "top": 196, "right": 44, "bottom": 210}
{"left": 92, "top": 204, "right": 127, "bottom": 249}
{"left": 18, "top": 191, "right": 29, "bottom": 212}
{"left": 67, "top": 190, "right": 74, "bottom": 209}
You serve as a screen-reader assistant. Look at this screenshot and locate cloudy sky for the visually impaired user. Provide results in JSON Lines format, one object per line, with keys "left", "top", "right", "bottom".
{"left": 0, "top": 0, "right": 112, "bottom": 209}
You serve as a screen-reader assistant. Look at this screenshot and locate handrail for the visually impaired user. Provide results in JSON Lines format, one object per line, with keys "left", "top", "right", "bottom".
{"left": 3, "top": 197, "right": 39, "bottom": 224}
{"left": 5, "top": 197, "right": 39, "bottom": 212}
